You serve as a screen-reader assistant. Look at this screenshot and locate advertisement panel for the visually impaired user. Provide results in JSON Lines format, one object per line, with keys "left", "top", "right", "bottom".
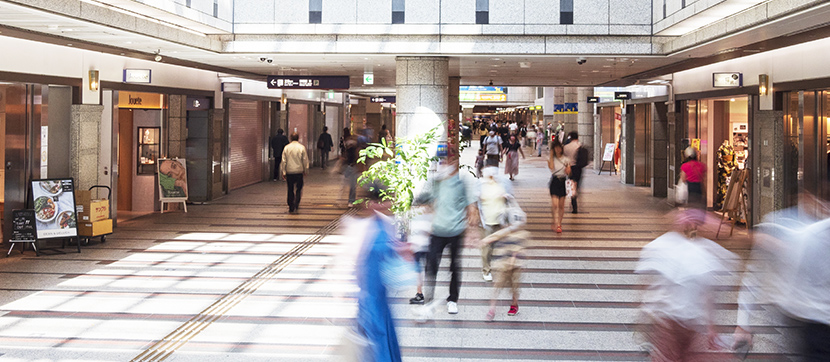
{"left": 157, "top": 158, "right": 189, "bottom": 200}
{"left": 31, "top": 179, "right": 78, "bottom": 239}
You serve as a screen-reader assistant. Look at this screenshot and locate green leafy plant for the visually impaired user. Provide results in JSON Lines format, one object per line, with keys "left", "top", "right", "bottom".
{"left": 356, "top": 125, "right": 442, "bottom": 215}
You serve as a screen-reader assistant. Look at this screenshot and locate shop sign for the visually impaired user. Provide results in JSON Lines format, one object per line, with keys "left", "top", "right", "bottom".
{"left": 118, "top": 92, "right": 165, "bottom": 109}
{"left": 553, "top": 104, "right": 565, "bottom": 114}
{"left": 266, "top": 76, "right": 350, "bottom": 90}
{"left": 187, "top": 97, "right": 210, "bottom": 111}
{"left": 614, "top": 92, "right": 632, "bottom": 100}
{"left": 221, "top": 82, "right": 242, "bottom": 92}
{"left": 370, "top": 96, "right": 396, "bottom": 103}
{"left": 564, "top": 103, "right": 578, "bottom": 114}
{"left": 587, "top": 96, "right": 600, "bottom": 103}
{"left": 713, "top": 72, "right": 742, "bottom": 88}
{"left": 31, "top": 179, "right": 78, "bottom": 239}
{"left": 123, "top": 69, "right": 152, "bottom": 84}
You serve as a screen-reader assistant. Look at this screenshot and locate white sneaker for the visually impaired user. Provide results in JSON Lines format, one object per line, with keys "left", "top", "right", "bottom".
{"left": 482, "top": 273, "right": 493, "bottom": 282}
{"left": 447, "top": 301, "right": 458, "bottom": 314}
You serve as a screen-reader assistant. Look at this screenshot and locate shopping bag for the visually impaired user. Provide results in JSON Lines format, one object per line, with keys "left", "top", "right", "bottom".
{"left": 565, "top": 179, "right": 575, "bottom": 199}
{"left": 675, "top": 180, "right": 688, "bottom": 204}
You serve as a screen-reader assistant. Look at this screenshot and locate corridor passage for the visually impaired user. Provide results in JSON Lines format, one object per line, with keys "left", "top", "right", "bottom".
{"left": 0, "top": 144, "right": 779, "bottom": 362}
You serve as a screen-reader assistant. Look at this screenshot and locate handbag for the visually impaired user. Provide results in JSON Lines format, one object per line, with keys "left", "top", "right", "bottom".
{"left": 676, "top": 180, "right": 688, "bottom": 204}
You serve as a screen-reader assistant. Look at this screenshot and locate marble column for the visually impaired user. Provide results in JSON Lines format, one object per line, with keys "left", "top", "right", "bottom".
{"left": 167, "top": 95, "right": 187, "bottom": 158}
{"left": 651, "top": 102, "right": 669, "bottom": 197}
{"left": 395, "top": 56, "right": 449, "bottom": 146}
{"left": 448, "top": 76, "right": 461, "bottom": 162}
{"left": 564, "top": 87, "right": 578, "bottom": 135}
{"left": 577, "top": 87, "right": 594, "bottom": 160}
{"left": 70, "top": 104, "right": 105, "bottom": 191}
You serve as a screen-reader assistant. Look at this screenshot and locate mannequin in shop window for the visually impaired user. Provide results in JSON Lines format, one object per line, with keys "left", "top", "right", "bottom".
{"left": 716, "top": 140, "right": 736, "bottom": 210}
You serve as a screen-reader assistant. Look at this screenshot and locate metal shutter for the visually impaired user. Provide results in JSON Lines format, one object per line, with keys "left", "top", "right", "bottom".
{"left": 228, "top": 99, "right": 263, "bottom": 190}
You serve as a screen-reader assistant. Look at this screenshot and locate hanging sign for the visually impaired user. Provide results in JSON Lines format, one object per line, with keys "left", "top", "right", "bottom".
{"left": 614, "top": 92, "right": 632, "bottom": 100}
{"left": 266, "top": 76, "right": 350, "bottom": 90}
{"left": 31, "top": 179, "right": 78, "bottom": 239}
{"left": 123, "top": 69, "right": 152, "bottom": 84}
{"left": 370, "top": 96, "right": 396, "bottom": 103}
{"left": 363, "top": 73, "right": 374, "bottom": 85}
{"left": 587, "top": 96, "right": 600, "bottom": 103}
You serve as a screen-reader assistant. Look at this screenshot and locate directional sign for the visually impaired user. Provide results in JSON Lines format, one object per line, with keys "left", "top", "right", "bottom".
{"left": 364, "top": 73, "right": 374, "bottom": 85}
{"left": 370, "top": 96, "right": 396, "bottom": 103}
{"left": 587, "top": 96, "right": 600, "bottom": 103}
{"left": 266, "top": 76, "right": 350, "bottom": 90}
{"left": 614, "top": 92, "right": 632, "bottom": 100}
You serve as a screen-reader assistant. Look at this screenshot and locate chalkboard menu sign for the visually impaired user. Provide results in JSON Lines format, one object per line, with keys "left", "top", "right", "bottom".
{"left": 11, "top": 209, "right": 37, "bottom": 241}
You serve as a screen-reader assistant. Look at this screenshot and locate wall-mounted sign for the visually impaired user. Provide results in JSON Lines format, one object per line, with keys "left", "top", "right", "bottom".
{"left": 363, "top": 73, "right": 374, "bottom": 85}
{"left": 123, "top": 69, "right": 152, "bottom": 84}
{"left": 564, "top": 103, "right": 578, "bottom": 114}
{"left": 614, "top": 92, "right": 632, "bottom": 100}
{"left": 713, "top": 72, "right": 743, "bottom": 88}
{"left": 221, "top": 82, "right": 242, "bottom": 92}
{"left": 587, "top": 96, "right": 600, "bottom": 103}
{"left": 459, "top": 86, "right": 507, "bottom": 102}
{"left": 266, "top": 76, "right": 350, "bottom": 90}
{"left": 553, "top": 104, "right": 564, "bottom": 114}
{"left": 370, "top": 96, "right": 396, "bottom": 103}
{"left": 534, "top": 105, "right": 542, "bottom": 110}
{"left": 118, "top": 92, "right": 165, "bottom": 109}
{"left": 187, "top": 97, "right": 210, "bottom": 111}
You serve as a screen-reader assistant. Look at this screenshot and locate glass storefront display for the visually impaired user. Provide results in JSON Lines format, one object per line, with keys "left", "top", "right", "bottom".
{"left": 783, "top": 90, "right": 830, "bottom": 210}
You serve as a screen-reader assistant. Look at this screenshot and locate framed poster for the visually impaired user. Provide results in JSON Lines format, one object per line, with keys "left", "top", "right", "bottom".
{"left": 31, "top": 179, "right": 78, "bottom": 239}
{"left": 157, "top": 158, "right": 188, "bottom": 200}
{"left": 602, "top": 143, "right": 616, "bottom": 162}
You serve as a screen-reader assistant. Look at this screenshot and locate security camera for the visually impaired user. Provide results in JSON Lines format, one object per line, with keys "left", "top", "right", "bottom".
{"left": 266, "top": 58, "right": 273, "bottom": 64}
{"left": 576, "top": 57, "right": 587, "bottom": 65}
{"left": 259, "top": 57, "right": 267, "bottom": 62}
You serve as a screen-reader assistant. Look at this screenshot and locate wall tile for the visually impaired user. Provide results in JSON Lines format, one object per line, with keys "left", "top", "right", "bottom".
{"left": 407, "top": 59, "right": 435, "bottom": 85}
{"left": 525, "top": 0, "right": 559, "bottom": 24}
{"left": 490, "top": 0, "right": 524, "bottom": 24}
{"left": 234, "top": 0, "right": 275, "bottom": 23}
{"left": 573, "top": 0, "right": 608, "bottom": 24}
{"left": 323, "top": 0, "right": 357, "bottom": 23}
{"left": 406, "top": 0, "right": 440, "bottom": 24}
{"left": 357, "top": 0, "right": 391, "bottom": 23}
{"left": 275, "top": 0, "right": 309, "bottom": 24}
{"left": 610, "top": 0, "right": 651, "bottom": 25}
{"left": 441, "top": 0, "right": 475, "bottom": 24}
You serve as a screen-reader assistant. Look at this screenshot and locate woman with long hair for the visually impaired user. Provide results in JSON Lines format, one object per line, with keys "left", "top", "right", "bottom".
{"left": 547, "top": 140, "right": 570, "bottom": 233}
{"left": 502, "top": 134, "right": 526, "bottom": 181}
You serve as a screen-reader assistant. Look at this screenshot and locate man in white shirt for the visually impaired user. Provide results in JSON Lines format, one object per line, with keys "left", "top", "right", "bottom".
{"left": 483, "top": 131, "right": 502, "bottom": 167}
{"left": 280, "top": 133, "right": 309, "bottom": 213}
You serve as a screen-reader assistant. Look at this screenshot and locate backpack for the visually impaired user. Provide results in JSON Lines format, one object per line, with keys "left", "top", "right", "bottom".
{"left": 576, "top": 146, "right": 589, "bottom": 169}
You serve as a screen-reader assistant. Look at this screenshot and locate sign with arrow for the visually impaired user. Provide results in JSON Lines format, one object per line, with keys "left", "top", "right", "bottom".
{"left": 266, "top": 76, "right": 349, "bottom": 90}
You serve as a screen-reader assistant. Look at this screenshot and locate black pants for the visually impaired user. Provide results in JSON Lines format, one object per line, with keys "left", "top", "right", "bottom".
{"left": 285, "top": 173, "right": 304, "bottom": 212}
{"left": 274, "top": 155, "right": 282, "bottom": 180}
{"left": 320, "top": 151, "right": 329, "bottom": 169}
{"left": 569, "top": 168, "right": 583, "bottom": 212}
{"left": 784, "top": 314, "right": 830, "bottom": 361}
{"left": 423, "top": 233, "right": 463, "bottom": 303}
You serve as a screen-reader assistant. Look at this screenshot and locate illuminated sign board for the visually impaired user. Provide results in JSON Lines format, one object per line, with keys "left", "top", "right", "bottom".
{"left": 587, "top": 96, "right": 600, "bottom": 103}
{"left": 614, "top": 92, "right": 632, "bottom": 100}
{"left": 123, "top": 69, "right": 151, "bottom": 83}
{"left": 459, "top": 86, "right": 507, "bottom": 102}
{"left": 370, "top": 96, "right": 396, "bottom": 103}
{"left": 266, "top": 76, "right": 350, "bottom": 90}
{"left": 712, "top": 72, "right": 743, "bottom": 88}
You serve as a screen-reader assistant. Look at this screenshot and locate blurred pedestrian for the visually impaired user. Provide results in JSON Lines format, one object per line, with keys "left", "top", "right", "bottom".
{"left": 548, "top": 140, "right": 570, "bottom": 233}
{"left": 479, "top": 123, "right": 489, "bottom": 150}
{"left": 407, "top": 205, "right": 432, "bottom": 305}
{"left": 483, "top": 198, "right": 528, "bottom": 320}
{"left": 270, "top": 129, "right": 289, "bottom": 181}
{"left": 477, "top": 166, "right": 513, "bottom": 283}
{"left": 636, "top": 209, "right": 737, "bottom": 362}
{"left": 535, "top": 127, "right": 544, "bottom": 157}
{"left": 281, "top": 132, "right": 309, "bottom": 213}
{"left": 680, "top": 147, "right": 706, "bottom": 209}
{"left": 502, "top": 134, "right": 526, "bottom": 181}
{"left": 563, "top": 132, "right": 588, "bottom": 213}
{"left": 317, "top": 126, "right": 334, "bottom": 169}
{"left": 475, "top": 149, "right": 485, "bottom": 178}
{"left": 733, "top": 194, "right": 830, "bottom": 360}
{"left": 483, "top": 131, "right": 502, "bottom": 167}
{"left": 414, "top": 159, "right": 478, "bottom": 319}
{"left": 342, "top": 129, "right": 360, "bottom": 206}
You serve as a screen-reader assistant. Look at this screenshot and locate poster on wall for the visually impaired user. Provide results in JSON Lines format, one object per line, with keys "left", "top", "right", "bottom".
{"left": 31, "top": 179, "right": 78, "bottom": 239}
{"left": 157, "top": 158, "right": 189, "bottom": 200}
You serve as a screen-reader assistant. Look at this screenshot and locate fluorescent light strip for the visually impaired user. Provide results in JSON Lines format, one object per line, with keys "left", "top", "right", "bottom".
{"left": 78, "top": 0, "right": 207, "bottom": 37}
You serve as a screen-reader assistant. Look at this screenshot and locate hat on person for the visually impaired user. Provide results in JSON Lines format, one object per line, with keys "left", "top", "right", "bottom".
{"left": 684, "top": 147, "right": 697, "bottom": 158}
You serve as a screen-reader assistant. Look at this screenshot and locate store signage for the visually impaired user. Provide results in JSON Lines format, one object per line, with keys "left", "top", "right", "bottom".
{"left": 118, "top": 92, "right": 164, "bottom": 109}
{"left": 564, "top": 103, "right": 578, "bottom": 114}
{"left": 31, "top": 179, "right": 78, "bottom": 239}
{"left": 221, "top": 82, "right": 242, "bottom": 92}
{"left": 123, "top": 69, "right": 152, "bottom": 84}
{"left": 553, "top": 104, "right": 564, "bottom": 114}
{"left": 370, "top": 96, "right": 396, "bottom": 103}
{"left": 266, "top": 76, "right": 350, "bottom": 90}
{"left": 614, "top": 92, "right": 632, "bottom": 100}
{"left": 713, "top": 72, "right": 743, "bottom": 87}
{"left": 587, "top": 96, "right": 600, "bottom": 103}
{"left": 459, "top": 86, "right": 507, "bottom": 102}
{"left": 534, "top": 105, "right": 542, "bottom": 110}
{"left": 363, "top": 73, "right": 374, "bottom": 85}
{"left": 187, "top": 97, "right": 210, "bottom": 111}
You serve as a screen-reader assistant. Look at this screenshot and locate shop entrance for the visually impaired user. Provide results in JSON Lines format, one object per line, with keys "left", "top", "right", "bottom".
{"left": 783, "top": 90, "right": 830, "bottom": 213}
{"left": 116, "top": 92, "right": 164, "bottom": 213}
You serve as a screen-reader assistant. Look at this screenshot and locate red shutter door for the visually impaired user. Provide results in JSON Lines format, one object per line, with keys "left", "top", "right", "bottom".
{"left": 228, "top": 99, "right": 263, "bottom": 190}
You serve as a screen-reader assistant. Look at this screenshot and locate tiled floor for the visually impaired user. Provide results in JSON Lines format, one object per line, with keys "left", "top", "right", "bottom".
{"left": 0, "top": 142, "right": 780, "bottom": 362}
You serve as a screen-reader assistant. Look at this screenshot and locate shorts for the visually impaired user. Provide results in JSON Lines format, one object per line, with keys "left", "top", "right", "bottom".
{"left": 549, "top": 176, "right": 567, "bottom": 197}
{"left": 494, "top": 265, "right": 521, "bottom": 296}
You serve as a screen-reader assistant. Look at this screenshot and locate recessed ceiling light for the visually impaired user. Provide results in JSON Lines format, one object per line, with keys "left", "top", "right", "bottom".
{"left": 63, "top": 28, "right": 73, "bottom": 32}
{"left": 120, "top": 53, "right": 125, "bottom": 55}
{"left": 491, "top": 58, "right": 502, "bottom": 61}
{"left": 66, "top": 43, "right": 72, "bottom": 46}
{"left": 730, "top": 98, "right": 736, "bottom": 102}
{"left": 125, "top": 41, "right": 132, "bottom": 44}
{"left": 48, "top": 25, "right": 58, "bottom": 30}
{"left": 603, "top": 65, "right": 612, "bottom": 68}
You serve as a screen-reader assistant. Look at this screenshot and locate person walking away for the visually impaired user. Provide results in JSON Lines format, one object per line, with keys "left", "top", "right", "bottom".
{"left": 281, "top": 133, "right": 309, "bottom": 213}
{"left": 477, "top": 166, "right": 513, "bottom": 283}
{"left": 483, "top": 131, "right": 502, "bottom": 167}
{"left": 414, "top": 159, "right": 478, "bottom": 319}
{"left": 548, "top": 140, "right": 570, "bottom": 233}
{"left": 270, "top": 129, "right": 289, "bottom": 181}
{"left": 482, "top": 196, "right": 528, "bottom": 320}
{"left": 342, "top": 129, "right": 360, "bottom": 206}
{"left": 407, "top": 205, "right": 432, "bottom": 305}
{"left": 535, "top": 127, "right": 544, "bottom": 157}
{"left": 680, "top": 147, "right": 706, "bottom": 209}
{"left": 563, "top": 132, "right": 588, "bottom": 213}
{"left": 526, "top": 126, "right": 536, "bottom": 148}
{"left": 733, "top": 194, "right": 830, "bottom": 360}
{"left": 502, "top": 135, "right": 526, "bottom": 181}
{"left": 317, "top": 126, "right": 334, "bottom": 169}
{"left": 479, "top": 123, "right": 489, "bottom": 150}
{"left": 636, "top": 209, "right": 737, "bottom": 361}
{"left": 519, "top": 124, "right": 527, "bottom": 146}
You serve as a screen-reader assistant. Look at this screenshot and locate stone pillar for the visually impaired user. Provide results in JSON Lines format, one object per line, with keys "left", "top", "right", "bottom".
{"left": 448, "top": 76, "right": 461, "bottom": 162}
{"left": 210, "top": 108, "right": 226, "bottom": 200}
{"left": 564, "top": 87, "right": 578, "bottom": 135}
{"left": 70, "top": 104, "right": 104, "bottom": 191}
{"left": 667, "top": 101, "right": 681, "bottom": 203}
{"left": 395, "top": 56, "right": 449, "bottom": 146}
{"left": 577, "top": 87, "right": 594, "bottom": 160}
{"left": 651, "top": 102, "right": 669, "bottom": 197}
{"left": 752, "top": 103, "right": 785, "bottom": 225}
{"left": 167, "top": 95, "right": 187, "bottom": 158}
{"left": 620, "top": 105, "right": 635, "bottom": 184}
{"left": 553, "top": 87, "right": 565, "bottom": 132}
